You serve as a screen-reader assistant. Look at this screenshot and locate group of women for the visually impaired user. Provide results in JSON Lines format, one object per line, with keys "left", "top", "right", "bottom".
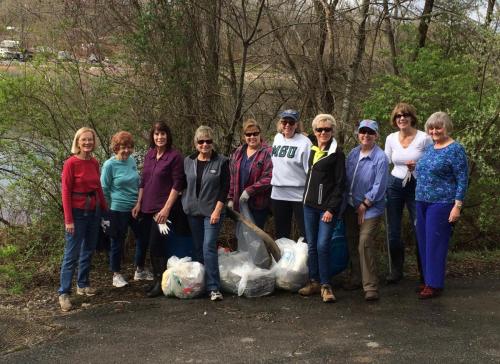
{"left": 58, "top": 103, "right": 468, "bottom": 311}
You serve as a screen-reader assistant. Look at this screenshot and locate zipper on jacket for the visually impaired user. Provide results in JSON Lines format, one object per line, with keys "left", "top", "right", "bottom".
{"left": 303, "top": 164, "right": 314, "bottom": 204}
{"left": 318, "top": 184, "right": 323, "bottom": 205}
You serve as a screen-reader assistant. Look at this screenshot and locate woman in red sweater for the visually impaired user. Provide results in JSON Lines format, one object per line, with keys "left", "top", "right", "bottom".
{"left": 58, "top": 127, "right": 107, "bottom": 312}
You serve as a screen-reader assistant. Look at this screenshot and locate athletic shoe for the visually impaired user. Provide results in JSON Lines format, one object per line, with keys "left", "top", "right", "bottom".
{"left": 321, "top": 285, "right": 336, "bottom": 303}
{"left": 298, "top": 281, "right": 321, "bottom": 296}
{"left": 210, "top": 291, "right": 223, "bottom": 301}
{"left": 59, "top": 294, "right": 72, "bottom": 312}
{"left": 112, "top": 273, "right": 129, "bottom": 288}
{"left": 134, "top": 269, "right": 154, "bottom": 281}
{"left": 76, "top": 286, "right": 97, "bottom": 296}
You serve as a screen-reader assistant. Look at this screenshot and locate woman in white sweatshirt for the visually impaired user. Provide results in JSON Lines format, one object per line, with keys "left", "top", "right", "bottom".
{"left": 270, "top": 109, "right": 312, "bottom": 240}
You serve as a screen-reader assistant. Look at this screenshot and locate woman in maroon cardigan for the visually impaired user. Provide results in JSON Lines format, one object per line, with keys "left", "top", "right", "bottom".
{"left": 227, "top": 119, "right": 273, "bottom": 229}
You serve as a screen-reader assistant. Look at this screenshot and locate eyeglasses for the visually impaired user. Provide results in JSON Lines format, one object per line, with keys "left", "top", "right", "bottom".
{"left": 395, "top": 113, "right": 411, "bottom": 120}
{"left": 359, "top": 128, "right": 376, "bottom": 135}
{"left": 197, "top": 139, "right": 213, "bottom": 145}
{"left": 315, "top": 127, "right": 332, "bottom": 133}
{"left": 280, "top": 119, "right": 296, "bottom": 126}
{"left": 244, "top": 131, "right": 260, "bottom": 137}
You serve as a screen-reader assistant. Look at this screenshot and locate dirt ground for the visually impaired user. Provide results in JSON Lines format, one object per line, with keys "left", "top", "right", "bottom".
{"left": 0, "top": 250, "right": 499, "bottom": 363}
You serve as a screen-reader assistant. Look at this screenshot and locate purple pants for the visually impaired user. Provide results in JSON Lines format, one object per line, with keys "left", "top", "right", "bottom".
{"left": 415, "top": 201, "right": 454, "bottom": 289}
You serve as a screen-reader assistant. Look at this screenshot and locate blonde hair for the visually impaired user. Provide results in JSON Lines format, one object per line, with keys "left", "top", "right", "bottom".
{"left": 311, "top": 114, "right": 336, "bottom": 130}
{"left": 193, "top": 125, "right": 214, "bottom": 145}
{"left": 71, "top": 127, "right": 98, "bottom": 154}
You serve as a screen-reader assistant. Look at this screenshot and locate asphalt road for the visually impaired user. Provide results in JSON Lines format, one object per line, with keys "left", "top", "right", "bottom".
{"left": 2, "top": 277, "right": 499, "bottom": 363}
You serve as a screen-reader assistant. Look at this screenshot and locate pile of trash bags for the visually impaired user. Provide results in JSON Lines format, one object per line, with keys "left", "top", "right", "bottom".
{"left": 160, "top": 204, "right": 349, "bottom": 299}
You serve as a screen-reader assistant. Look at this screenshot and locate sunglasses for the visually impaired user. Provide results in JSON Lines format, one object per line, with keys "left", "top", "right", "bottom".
{"left": 197, "top": 139, "right": 213, "bottom": 145}
{"left": 395, "top": 113, "right": 411, "bottom": 119}
{"left": 280, "top": 119, "right": 296, "bottom": 126}
{"left": 359, "top": 128, "right": 376, "bottom": 135}
{"left": 315, "top": 127, "right": 332, "bottom": 133}
{"left": 244, "top": 131, "right": 260, "bottom": 137}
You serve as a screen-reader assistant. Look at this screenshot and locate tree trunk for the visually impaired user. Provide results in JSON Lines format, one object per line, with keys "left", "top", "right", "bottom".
{"left": 412, "top": 0, "right": 435, "bottom": 61}
{"left": 339, "top": 0, "right": 370, "bottom": 144}
{"left": 383, "top": 0, "right": 399, "bottom": 75}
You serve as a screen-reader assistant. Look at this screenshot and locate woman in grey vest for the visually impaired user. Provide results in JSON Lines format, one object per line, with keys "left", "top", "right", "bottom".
{"left": 182, "top": 126, "right": 230, "bottom": 301}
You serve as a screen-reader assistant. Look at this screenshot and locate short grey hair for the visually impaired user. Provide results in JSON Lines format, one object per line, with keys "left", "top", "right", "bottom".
{"left": 194, "top": 125, "right": 214, "bottom": 145}
{"left": 425, "top": 112, "right": 453, "bottom": 133}
{"left": 311, "top": 114, "right": 336, "bottom": 130}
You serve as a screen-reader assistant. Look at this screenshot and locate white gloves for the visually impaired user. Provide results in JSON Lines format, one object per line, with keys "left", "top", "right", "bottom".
{"left": 101, "top": 218, "right": 110, "bottom": 233}
{"left": 158, "top": 219, "right": 172, "bottom": 235}
{"left": 239, "top": 190, "right": 250, "bottom": 203}
{"left": 227, "top": 200, "right": 234, "bottom": 209}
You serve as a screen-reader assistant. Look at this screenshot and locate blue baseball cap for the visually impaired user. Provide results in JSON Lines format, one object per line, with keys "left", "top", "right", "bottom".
{"left": 358, "top": 119, "right": 379, "bottom": 134}
{"left": 279, "top": 109, "right": 300, "bottom": 122}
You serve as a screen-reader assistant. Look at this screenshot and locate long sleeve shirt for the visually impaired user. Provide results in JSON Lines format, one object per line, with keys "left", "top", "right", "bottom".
{"left": 415, "top": 142, "right": 468, "bottom": 203}
{"left": 140, "top": 148, "right": 185, "bottom": 214}
{"left": 228, "top": 143, "right": 273, "bottom": 211}
{"left": 271, "top": 133, "right": 312, "bottom": 202}
{"left": 344, "top": 145, "right": 389, "bottom": 219}
{"left": 61, "top": 155, "right": 107, "bottom": 224}
{"left": 100, "top": 156, "right": 140, "bottom": 212}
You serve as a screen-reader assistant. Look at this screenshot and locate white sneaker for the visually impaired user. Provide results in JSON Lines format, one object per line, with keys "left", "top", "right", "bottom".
{"left": 59, "top": 294, "right": 72, "bottom": 312}
{"left": 134, "top": 269, "right": 154, "bottom": 281}
{"left": 210, "top": 291, "right": 223, "bottom": 301}
{"left": 112, "top": 273, "right": 129, "bottom": 288}
{"left": 76, "top": 286, "right": 97, "bottom": 296}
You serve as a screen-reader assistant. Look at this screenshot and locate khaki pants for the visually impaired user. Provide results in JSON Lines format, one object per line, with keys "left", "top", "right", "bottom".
{"left": 344, "top": 205, "right": 382, "bottom": 292}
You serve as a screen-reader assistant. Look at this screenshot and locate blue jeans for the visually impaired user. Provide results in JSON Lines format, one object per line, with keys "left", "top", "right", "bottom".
{"left": 187, "top": 214, "right": 224, "bottom": 292}
{"left": 109, "top": 210, "right": 144, "bottom": 272}
{"left": 416, "top": 202, "right": 453, "bottom": 289}
{"left": 303, "top": 205, "right": 335, "bottom": 285}
{"left": 59, "top": 208, "right": 100, "bottom": 294}
{"left": 386, "top": 175, "right": 422, "bottom": 278}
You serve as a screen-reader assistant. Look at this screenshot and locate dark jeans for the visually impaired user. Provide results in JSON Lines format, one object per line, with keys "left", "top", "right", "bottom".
{"left": 386, "top": 175, "right": 422, "bottom": 279}
{"left": 303, "top": 205, "right": 335, "bottom": 285}
{"left": 271, "top": 199, "right": 306, "bottom": 240}
{"left": 108, "top": 210, "right": 144, "bottom": 272}
{"left": 187, "top": 214, "right": 225, "bottom": 292}
{"left": 59, "top": 208, "right": 100, "bottom": 294}
{"left": 140, "top": 213, "right": 169, "bottom": 258}
{"left": 249, "top": 207, "right": 269, "bottom": 230}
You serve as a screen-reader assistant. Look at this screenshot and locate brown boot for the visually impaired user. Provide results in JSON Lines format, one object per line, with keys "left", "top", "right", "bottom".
{"left": 321, "top": 284, "right": 336, "bottom": 303}
{"left": 298, "top": 280, "right": 321, "bottom": 296}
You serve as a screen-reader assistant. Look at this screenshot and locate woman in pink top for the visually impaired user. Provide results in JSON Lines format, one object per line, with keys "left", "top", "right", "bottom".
{"left": 58, "top": 127, "right": 107, "bottom": 312}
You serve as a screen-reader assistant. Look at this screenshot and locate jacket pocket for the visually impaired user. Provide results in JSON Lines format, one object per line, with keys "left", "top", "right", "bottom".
{"left": 318, "top": 184, "right": 323, "bottom": 205}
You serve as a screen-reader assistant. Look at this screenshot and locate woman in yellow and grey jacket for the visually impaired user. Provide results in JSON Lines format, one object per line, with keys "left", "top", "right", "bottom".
{"left": 299, "top": 114, "right": 345, "bottom": 303}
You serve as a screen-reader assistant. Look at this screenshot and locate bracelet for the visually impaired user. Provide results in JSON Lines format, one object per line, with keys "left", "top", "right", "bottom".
{"left": 362, "top": 201, "right": 370, "bottom": 209}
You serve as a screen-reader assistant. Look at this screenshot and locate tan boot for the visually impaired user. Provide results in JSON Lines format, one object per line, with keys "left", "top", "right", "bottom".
{"left": 59, "top": 294, "right": 72, "bottom": 312}
{"left": 321, "top": 284, "right": 336, "bottom": 303}
{"left": 298, "top": 281, "right": 321, "bottom": 296}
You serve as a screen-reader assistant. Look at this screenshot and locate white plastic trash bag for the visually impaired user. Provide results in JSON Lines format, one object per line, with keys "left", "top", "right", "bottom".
{"left": 219, "top": 250, "right": 275, "bottom": 298}
{"left": 161, "top": 256, "right": 205, "bottom": 299}
{"left": 272, "top": 238, "right": 309, "bottom": 292}
{"left": 236, "top": 203, "right": 272, "bottom": 269}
